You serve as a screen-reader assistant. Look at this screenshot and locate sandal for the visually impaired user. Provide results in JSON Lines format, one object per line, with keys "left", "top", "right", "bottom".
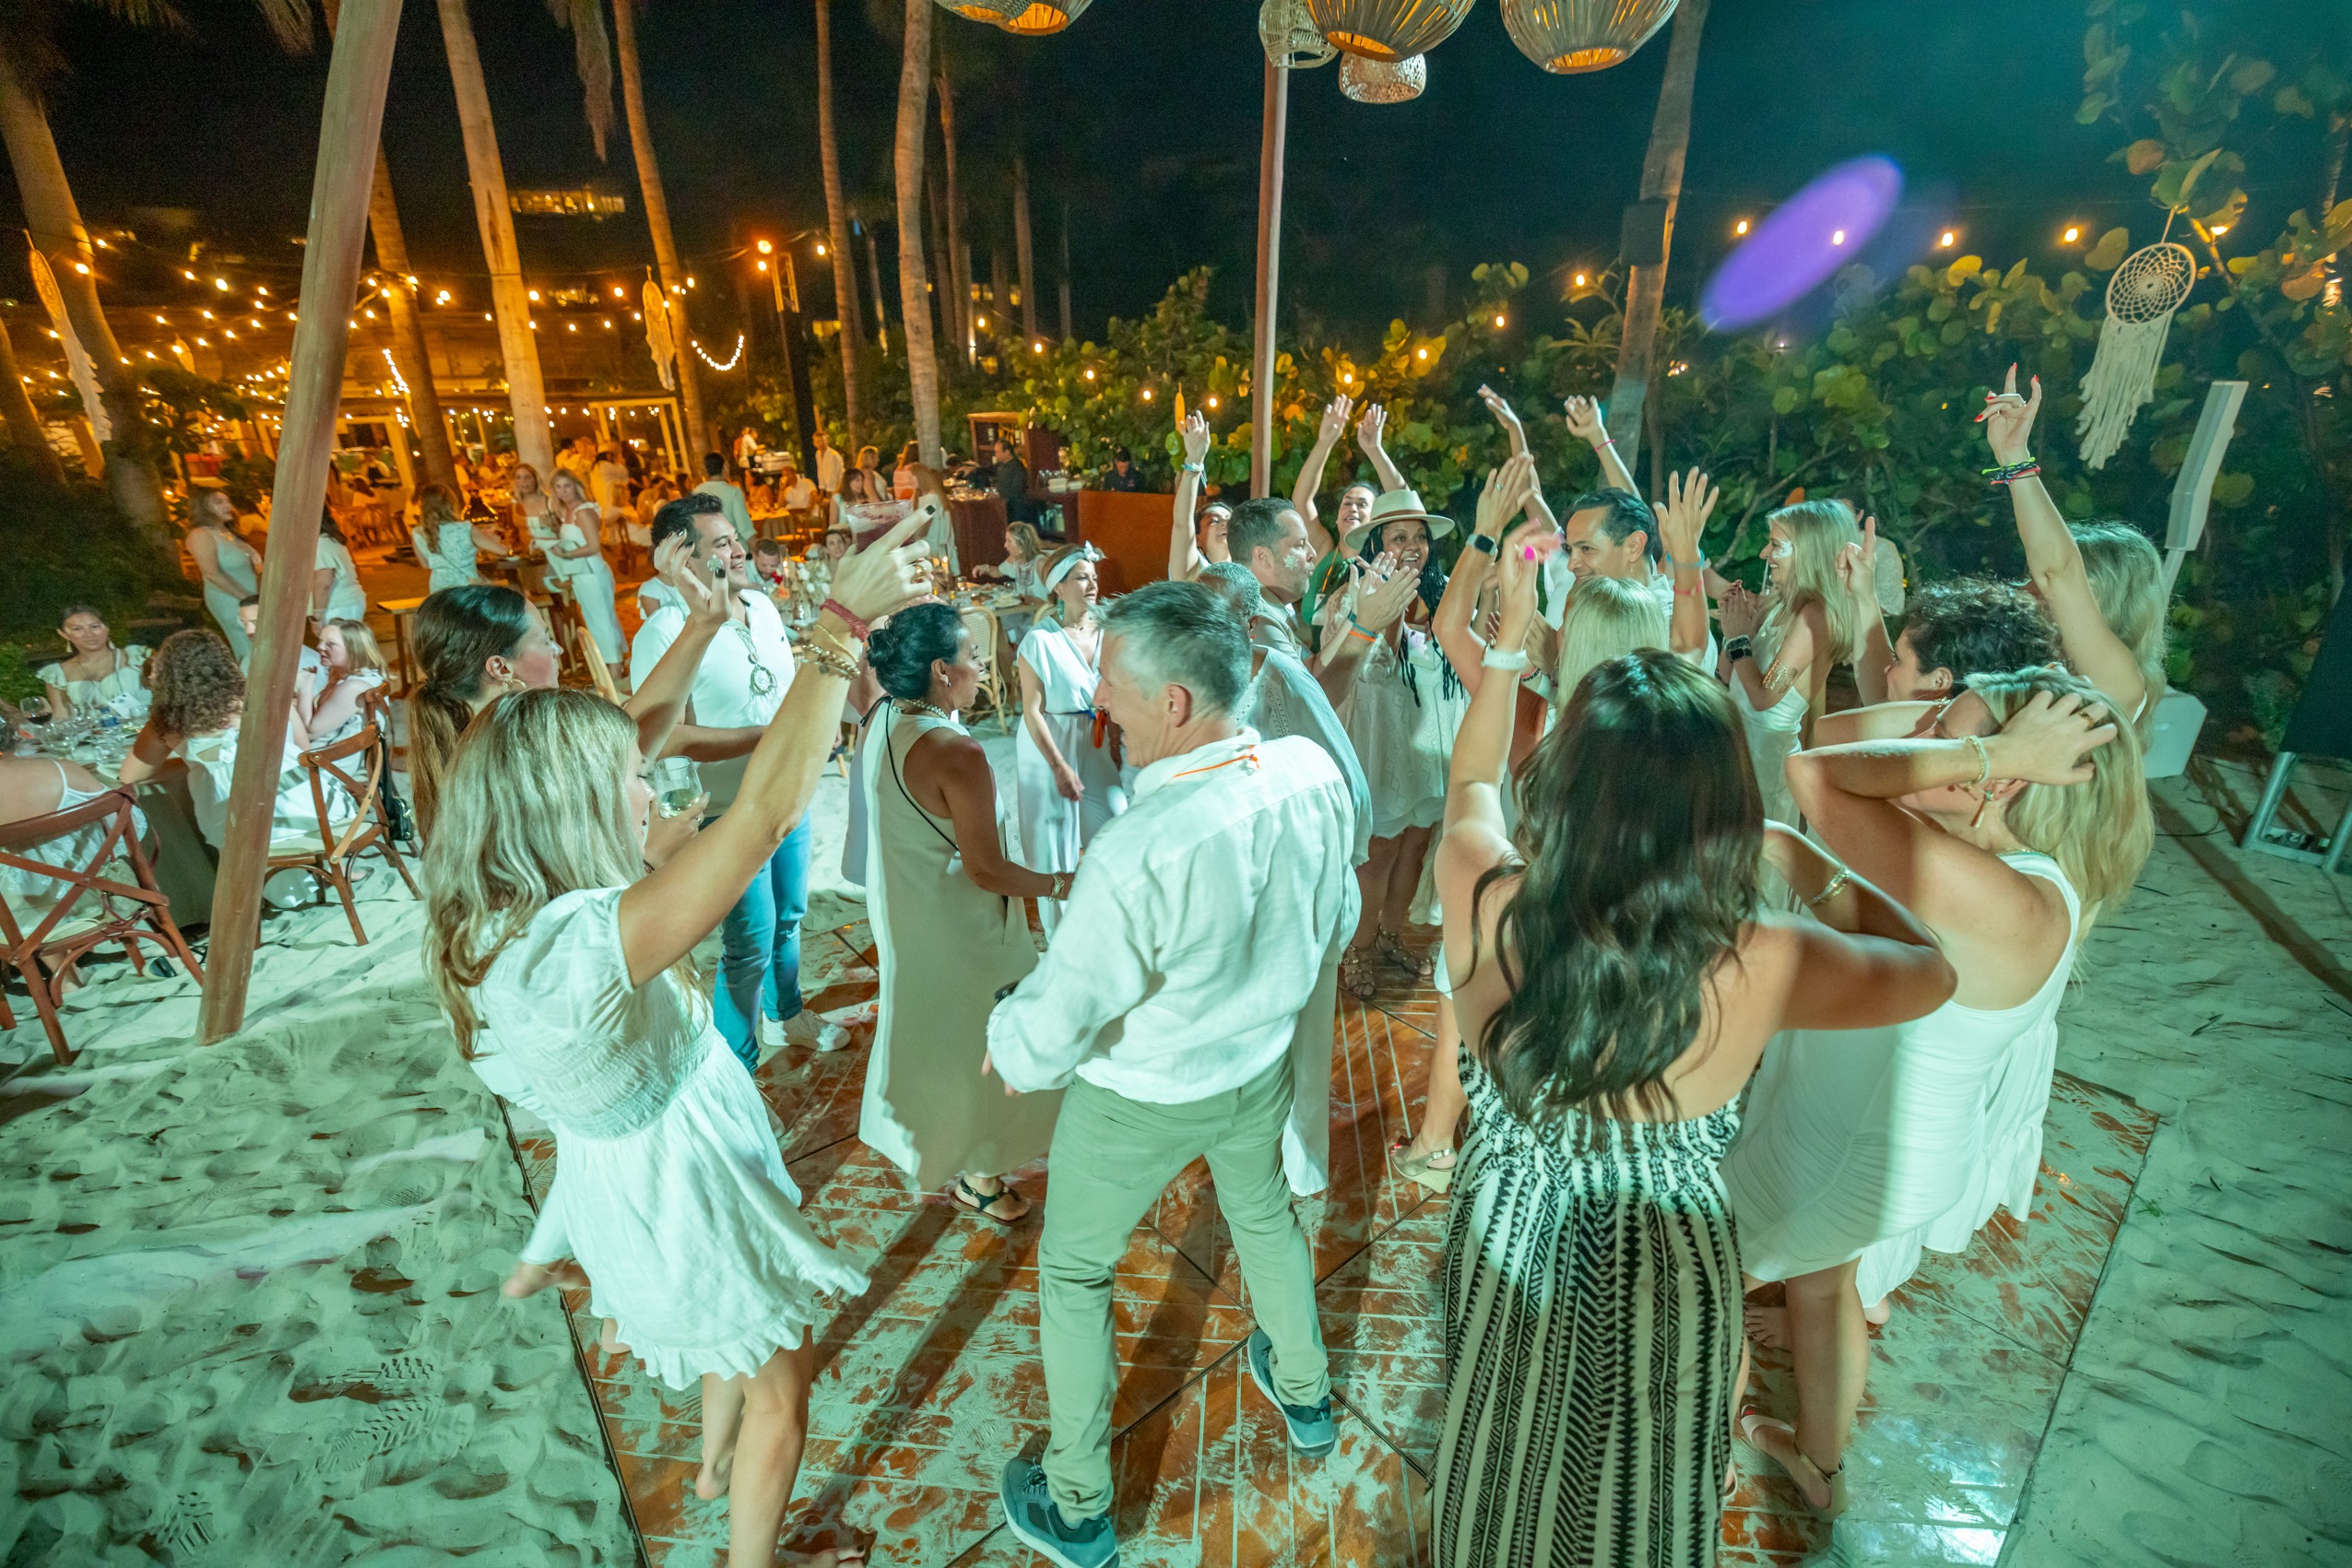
{"left": 1388, "top": 1136, "right": 1458, "bottom": 1195}
{"left": 1736, "top": 1410, "right": 1847, "bottom": 1517}
{"left": 951, "top": 1176, "right": 1031, "bottom": 1224}
{"left": 1341, "top": 945, "right": 1381, "bottom": 1002}
{"left": 1376, "top": 928, "right": 1434, "bottom": 984}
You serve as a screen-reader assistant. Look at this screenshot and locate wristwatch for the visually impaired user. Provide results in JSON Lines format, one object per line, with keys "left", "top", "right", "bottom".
{"left": 1725, "top": 635, "right": 1755, "bottom": 662}
{"left": 1471, "top": 533, "right": 1499, "bottom": 557}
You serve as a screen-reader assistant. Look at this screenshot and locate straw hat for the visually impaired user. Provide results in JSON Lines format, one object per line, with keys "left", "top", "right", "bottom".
{"left": 1342, "top": 488, "right": 1454, "bottom": 553}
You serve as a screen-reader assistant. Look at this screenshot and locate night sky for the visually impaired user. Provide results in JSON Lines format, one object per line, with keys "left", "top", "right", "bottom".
{"left": 2, "top": 0, "right": 2321, "bottom": 344}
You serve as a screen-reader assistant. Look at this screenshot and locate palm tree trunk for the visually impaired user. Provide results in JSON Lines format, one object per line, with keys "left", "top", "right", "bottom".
{"left": 0, "top": 47, "right": 169, "bottom": 540}
{"left": 1602, "top": 0, "right": 1710, "bottom": 476}
{"left": 1014, "top": 148, "right": 1040, "bottom": 342}
{"left": 893, "top": 0, "right": 942, "bottom": 465}
{"left": 926, "top": 159, "right": 958, "bottom": 363}
{"left": 434, "top": 0, "right": 555, "bottom": 477}
{"left": 0, "top": 315, "right": 65, "bottom": 483}
{"left": 813, "top": 0, "right": 867, "bottom": 447}
{"left": 1059, "top": 199, "right": 1072, "bottom": 341}
{"left": 610, "top": 0, "right": 711, "bottom": 460}
{"left": 366, "top": 159, "right": 460, "bottom": 490}
{"left": 937, "top": 61, "right": 972, "bottom": 361}
{"left": 861, "top": 217, "right": 890, "bottom": 352}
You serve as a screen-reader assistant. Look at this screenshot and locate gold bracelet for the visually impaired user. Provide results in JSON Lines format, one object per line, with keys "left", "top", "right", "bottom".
{"left": 1965, "top": 733, "right": 1991, "bottom": 789}
{"left": 801, "top": 623, "right": 863, "bottom": 666}
{"left": 794, "top": 643, "right": 860, "bottom": 681}
{"left": 1806, "top": 867, "right": 1851, "bottom": 908}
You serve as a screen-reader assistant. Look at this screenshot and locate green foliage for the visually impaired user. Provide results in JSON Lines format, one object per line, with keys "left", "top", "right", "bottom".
{"left": 0, "top": 452, "right": 199, "bottom": 646}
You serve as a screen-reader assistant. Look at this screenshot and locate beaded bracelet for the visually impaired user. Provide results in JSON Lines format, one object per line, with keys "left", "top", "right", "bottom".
{"left": 1965, "top": 733, "right": 1992, "bottom": 789}
{"left": 1980, "top": 459, "right": 2041, "bottom": 487}
{"left": 795, "top": 643, "right": 861, "bottom": 681}
{"left": 1344, "top": 619, "right": 1377, "bottom": 644}
{"left": 820, "top": 598, "right": 870, "bottom": 639}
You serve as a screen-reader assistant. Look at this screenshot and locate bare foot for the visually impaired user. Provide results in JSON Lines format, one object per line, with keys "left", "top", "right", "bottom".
{"left": 693, "top": 1454, "right": 733, "bottom": 1501}
{"left": 503, "top": 1258, "right": 589, "bottom": 1298}
{"left": 598, "top": 1317, "right": 633, "bottom": 1358}
{"left": 1863, "top": 1294, "right": 1892, "bottom": 1326}
{"left": 1743, "top": 1302, "right": 1790, "bottom": 1350}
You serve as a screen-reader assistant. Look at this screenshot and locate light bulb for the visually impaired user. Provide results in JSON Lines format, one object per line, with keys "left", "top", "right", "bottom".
{"left": 1734, "top": 218, "right": 1751, "bottom": 236}
{"left": 1939, "top": 230, "right": 1956, "bottom": 248}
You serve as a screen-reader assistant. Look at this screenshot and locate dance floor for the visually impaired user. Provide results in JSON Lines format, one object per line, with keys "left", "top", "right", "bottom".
{"left": 515, "top": 912, "right": 2158, "bottom": 1567}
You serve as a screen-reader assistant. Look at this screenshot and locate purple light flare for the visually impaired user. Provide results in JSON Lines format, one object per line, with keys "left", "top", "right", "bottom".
{"left": 1701, "top": 157, "right": 1905, "bottom": 331}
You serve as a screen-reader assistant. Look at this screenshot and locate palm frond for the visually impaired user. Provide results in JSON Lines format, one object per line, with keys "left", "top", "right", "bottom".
{"left": 548, "top": 0, "right": 614, "bottom": 162}
{"left": 248, "top": 0, "right": 315, "bottom": 54}
{"left": 62, "top": 0, "right": 191, "bottom": 30}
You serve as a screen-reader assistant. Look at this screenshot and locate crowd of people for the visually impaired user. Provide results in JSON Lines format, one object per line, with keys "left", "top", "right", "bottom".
{"left": 391, "top": 364, "right": 2158, "bottom": 1568}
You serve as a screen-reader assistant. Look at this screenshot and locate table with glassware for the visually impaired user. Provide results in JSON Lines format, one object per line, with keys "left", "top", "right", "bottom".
{"left": 19, "top": 710, "right": 214, "bottom": 928}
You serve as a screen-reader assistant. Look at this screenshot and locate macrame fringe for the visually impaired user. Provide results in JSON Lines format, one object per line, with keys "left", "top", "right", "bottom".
{"left": 2074, "top": 312, "right": 2173, "bottom": 471}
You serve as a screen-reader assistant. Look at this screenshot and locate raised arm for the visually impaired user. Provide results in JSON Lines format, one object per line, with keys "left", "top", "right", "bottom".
{"left": 616, "top": 511, "right": 932, "bottom": 984}
{"left": 1436, "top": 455, "right": 1532, "bottom": 695}
{"left": 1653, "top": 466, "right": 1719, "bottom": 661}
{"left": 1436, "top": 527, "right": 1553, "bottom": 945}
{"left": 1565, "top": 395, "right": 1637, "bottom": 493}
{"left": 1169, "top": 412, "right": 1211, "bottom": 583}
{"left": 1755, "top": 825, "right": 1957, "bottom": 1032}
{"left": 1841, "top": 516, "right": 1895, "bottom": 706}
{"left": 1980, "top": 366, "right": 2147, "bottom": 718}
{"left": 1811, "top": 699, "right": 1938, "bottom": 748}
{"left": 622, "top": 536, "right": 731, "bottom": 764}
{"left": 1290, "top": 394, "right": 1353, "bottom": 557}
{"left": 1357, "top": 402, "right": 1407, "bottom": 493}
{"left": 1477, "top": 385, "right": 1529, "bottom": 459}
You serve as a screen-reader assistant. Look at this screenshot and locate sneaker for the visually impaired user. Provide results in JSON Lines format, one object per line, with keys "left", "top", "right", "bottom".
{"left": 999, "top": 1456, "right": 1118, "bottom": 1568}
{"left": 778, "top": 1010, "right": 849, "bottom": 1054}
{"left": 1244, "top": 1328, "right": 1336, "bottom": 1456}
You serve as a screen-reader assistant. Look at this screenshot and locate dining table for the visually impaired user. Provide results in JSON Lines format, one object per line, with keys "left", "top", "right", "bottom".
{"left": 30, "top": 722, "right": 214, "bottom": 929}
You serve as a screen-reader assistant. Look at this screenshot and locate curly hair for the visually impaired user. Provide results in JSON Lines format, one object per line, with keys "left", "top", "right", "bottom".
{"left": 148, "top": 630, "right": 245, "bottom": 740}
{"left": 1898, "top": 577, "right": 2060, "bottom": 688}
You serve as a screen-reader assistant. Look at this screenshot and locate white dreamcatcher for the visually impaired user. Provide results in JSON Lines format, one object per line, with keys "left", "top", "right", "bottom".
{"left": 26, "top": 244, "right": 110, "bottom": 442}
{"left": 1259, "top": 0, "right": 1337, "bottom": 68}
{"left": 642, "top": 277, "right": 677, "bottom": 392}
{"left": 2075, "top": 230, "right": 2195, "bottom": 470}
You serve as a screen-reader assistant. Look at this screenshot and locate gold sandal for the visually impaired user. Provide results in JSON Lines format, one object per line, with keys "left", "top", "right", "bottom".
{"left": 1388, "top": 1136, "right": 1457, "bottom": 1195}
{"left": 1736, "top": 1411, "right": 1848, "bottom": 1517}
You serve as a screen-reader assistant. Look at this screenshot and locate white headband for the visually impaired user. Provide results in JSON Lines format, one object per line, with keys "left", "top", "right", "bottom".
{"left": 1040, "top": 543, "right": 1105, "bottom": 596}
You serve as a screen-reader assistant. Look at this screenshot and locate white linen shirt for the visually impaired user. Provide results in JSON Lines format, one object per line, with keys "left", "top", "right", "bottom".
{"left": 813, "top": 446, "right": 845, "bottom": 495}
{"left": 629, "top": 589, "right": 793, "bottom": 808}
{"left": 987, "top": 729, "right": 1357, "bottom": 1105}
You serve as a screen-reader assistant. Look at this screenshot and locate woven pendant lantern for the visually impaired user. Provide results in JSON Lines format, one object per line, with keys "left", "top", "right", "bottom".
{"left": 1340, "top": 52, "right": 1427, "bottom": 102}
{"left": 990, "top": 0, "right": 1093, "bottom": 34}
{"left": 1260, "top": 0, "right": 1339, "bottom": 68}
{"left": 1305, "top": 0, "right": 1475, "bottom": 63}
{"left": 1500, "top": 0, "right": 1674, "bottom": 73}
{"left": 936, "top": 0, "right": 1026, "bottom": 23}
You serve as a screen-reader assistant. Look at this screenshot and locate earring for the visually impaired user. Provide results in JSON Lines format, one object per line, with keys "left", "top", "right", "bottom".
{"left": 1968, "top": 786, "right": 1993, "bottom": 831}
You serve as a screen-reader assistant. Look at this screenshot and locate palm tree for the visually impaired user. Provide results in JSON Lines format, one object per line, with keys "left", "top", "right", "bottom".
{"left": 609, "top": 0, "right": 712, "bottom": 459}
{"left": 0, "top": 1, "right": 313, "bottom": 543}
{"left": 813, "top": 0, "right": 866, "bottom": 447}
{"left": 892, "top": 0, "right": 941, "bottom": 464}
{"left": 364, "top": 156, "right": 461, "bottom": 491}
{"left": 1602, "top": 0, "right": 1711, "bottom": 477}
{"left": 1013, "top": 146, "right": 1039, "bottom": 341}
{"left": 0, "top": 314, "right": 65, "bottom": 483}
{"left": 433, "top": 0, "right": 555, "bottom": 477}
{"left": 936, "top": 54, "right": 971, "bottom": 361}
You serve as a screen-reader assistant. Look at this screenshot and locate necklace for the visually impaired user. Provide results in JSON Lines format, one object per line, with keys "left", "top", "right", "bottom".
{"left": 894, "top": 698, "right": 951, "bottom": 721}
{"left": 728, "top": 616, "right": 777, "bottom": 698}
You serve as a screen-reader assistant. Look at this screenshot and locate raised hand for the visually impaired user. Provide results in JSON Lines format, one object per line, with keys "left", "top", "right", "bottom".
{"left": 825, "top": 507, "right": 938, "bottom": 628}
{"left": 1656, "top": 466, "right": 1719, "bottom": 566}
{"left": 1563, "top": 395, "right": 1608, "bottom": 449}
{"left": 1977, "top": 363, "right": 2041, "bottom": 465}
{"left": 1355, "top": 402, "right": 1389, "bottom": 454}
{"left": 1180, "top": 410, "right": 1211, "bottom": 466}
{"left": 1719, "top": 582, "right": 1766, "bottom": 640}
{"left": 1318, "top": 394, "right": 1353, "bottom": 445}
{"left": 1495, "top": 525, "right": 1559, "bottom": 648}
{"left": 655, "top": 532, "right": 727, "bottom": 628}
{"left": 1474, "top": 454, "right": 1536, "bottom": 541}
{"left": 1477, "top": 384, "right": 1528, "bottom": 456}
{"left": 1354, "top": 550, "right": 1423, "bottom": 631}
{"left": 1986, "top": 688, "right": 2117, "bottom": 786}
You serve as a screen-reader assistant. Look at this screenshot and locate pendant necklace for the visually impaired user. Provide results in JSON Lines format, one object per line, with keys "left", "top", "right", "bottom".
{"left": 730, "top": 617, "right": 777, "bottom": 698}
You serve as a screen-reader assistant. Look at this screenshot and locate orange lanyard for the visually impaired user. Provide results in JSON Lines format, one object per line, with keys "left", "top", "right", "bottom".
{"left": 1169, "top": 749, "right": 1259, "bottom": 783}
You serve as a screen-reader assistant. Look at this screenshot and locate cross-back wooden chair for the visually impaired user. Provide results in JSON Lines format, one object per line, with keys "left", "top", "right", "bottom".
{"left": 1, "top": 789, "right": 204, "bottom": 1066}
{"left": 272, "top": 720, "right": 420, "bottom": 945}
{"left": 959, "top": 607, "right": 1011, "bottom": 719}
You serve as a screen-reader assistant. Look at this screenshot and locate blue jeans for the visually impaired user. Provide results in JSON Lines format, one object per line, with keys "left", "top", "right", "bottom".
{"left": 714, "top": 816, "right": 812, "bottom": 1072}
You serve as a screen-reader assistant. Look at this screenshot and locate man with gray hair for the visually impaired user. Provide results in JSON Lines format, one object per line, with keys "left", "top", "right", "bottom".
{"left": 987, "top": 580, "right": 1355, "bottom": 1568}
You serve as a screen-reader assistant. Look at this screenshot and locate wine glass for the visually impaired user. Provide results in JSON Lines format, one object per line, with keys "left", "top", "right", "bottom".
{"left": 20, "top": 696, "right": 51, "bottom": 735}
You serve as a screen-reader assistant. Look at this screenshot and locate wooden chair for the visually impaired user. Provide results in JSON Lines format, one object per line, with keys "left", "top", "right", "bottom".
{"left": 272, "top": 721, "right": 421, "bottom": 945}
{"left": 1, "top": 790, "right": 205, "bottom": 1066}
{"left": 959, "top": 607, "right": 1012, "bottom": 719}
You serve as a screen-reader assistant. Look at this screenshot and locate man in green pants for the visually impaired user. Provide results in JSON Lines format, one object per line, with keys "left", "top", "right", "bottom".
{"left": 986, "top": 580, "right": 1362, "bottom": 1568}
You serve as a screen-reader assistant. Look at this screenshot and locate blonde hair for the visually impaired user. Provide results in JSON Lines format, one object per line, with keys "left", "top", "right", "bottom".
{"left": 421, "top": 690, "right": 655, "bottom": 1055}
{"left": 324, "top": 618, "right": 386, "bottom": 677}
{"left": 2072, "top": 521, "right": 2168, "bottom": 707}
{"left": 1970, "top": 665, "right": 2152, "bottom": 925}
{"left": 1006, "top": 523, "right": 1044, "bottom": 564}
{"left": 1759, "top": 499, "right": 1864, "bottom": 672}
{"left": 417, "top": 483, "right": 460, "bottom": 528}
{"left": 1553, "top": 575, "right": 1669, "bottom": 701}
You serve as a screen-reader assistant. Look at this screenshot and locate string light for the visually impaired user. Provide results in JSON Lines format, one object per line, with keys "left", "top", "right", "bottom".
{"left": 1734, "top": 218, "right": 1751, "bottom": 236}
{"left": 1939, "top": 230, "right": 1957, "bottom": 248}
{"left": 1573, "top": 271, "right": 1588, "bottom": 287}
{"left": 381, "top": 348, "right": 409, "bottom": 398}
{"left": 214, "top": 277, "right": 229, "bottom": 290}
{"left": 691, "top": 334, "right": 745, "bottom": 371}
{"left": 2062, "top": 224, "right": 2082, "bottom": 243}
{"left": 1831, "top": 229, "right": 1847, "bottom": 245}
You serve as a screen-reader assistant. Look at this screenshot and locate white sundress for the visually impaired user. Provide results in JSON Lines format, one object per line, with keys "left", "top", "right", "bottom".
{"left": 420, "top": 520, "right": 484, "bottom": 594}
{"left": 467, "top": 888, "right": 870, "bottom": 1388}
{"left": 1721, "top": 851, "right": 2084, "bottom": 1306}
{"left": 38, "top": 645, "right": 151, "bottom": 724}
{"left": 1014, "top": 621, "right": 1127, "bottom": 934}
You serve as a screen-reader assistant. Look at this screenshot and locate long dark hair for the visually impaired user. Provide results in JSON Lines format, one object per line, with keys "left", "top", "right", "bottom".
{"left": 1356, "top": 519, "right": 1460, "bottom": 703}
{"left": 1469, "top": 651, "right": 1764, "bottom": 1123}
{"left": 408, "top": 585, "right": 536, "bottom": 836}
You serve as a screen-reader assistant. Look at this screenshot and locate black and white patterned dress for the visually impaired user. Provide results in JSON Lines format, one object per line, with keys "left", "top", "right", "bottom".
{"left": 1436, "top": 1048, "right": 1743, "bottom": 1567}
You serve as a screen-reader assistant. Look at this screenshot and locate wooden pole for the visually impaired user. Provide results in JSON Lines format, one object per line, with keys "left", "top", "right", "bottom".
{"left": 1249, "top": 61, "right": 1288, "bottom": 499}
{"left": 198, "top": 0, "right": 404, "bottom": 1045}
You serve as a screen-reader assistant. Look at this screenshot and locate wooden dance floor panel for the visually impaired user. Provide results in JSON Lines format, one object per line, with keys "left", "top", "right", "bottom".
{"left": 514, "top": 915, "right": 2156, "bottom": 1567}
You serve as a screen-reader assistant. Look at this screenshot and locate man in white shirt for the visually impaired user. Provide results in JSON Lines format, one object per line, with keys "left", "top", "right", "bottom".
{"left": 589, "top": 447, "right": 631, "bottom": 517}
{"left": 776, "top": 457, "right": 817, "bottom": 516}
{"left": 810, "top": 428, "right": 845, "bottom": 496}
{"left": 631, "top": 492, "right": 840, "bottom": 1067}
{"left": 692, "top": 451, "right": 756, "bottom": 542}
{"left": 988, "top": 581, "right": 1352, "bottom": 1568}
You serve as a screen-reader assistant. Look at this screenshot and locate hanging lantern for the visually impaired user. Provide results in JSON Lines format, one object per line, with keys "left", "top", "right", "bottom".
{"left": 987, "top": 0, "right": 1093, "bottom": 34}
{"left": 1499, "top": 0, "right": 1676, "bottom": 74}
{"left": 1305, "top": 0, "right": 1473, "bottom": 62}
{"left": 934, "top": 0, "right": 1025, "bottom": 22}
{"left": 1340, "top": 52, "right": 1427, "bottom": 102}
{"left": 1260, "top": 0, "right": 1338, "bottom": 68}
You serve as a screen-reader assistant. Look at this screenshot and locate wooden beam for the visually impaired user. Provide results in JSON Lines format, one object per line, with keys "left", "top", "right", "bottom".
{"left": 1249, "top": 61, "right": 1288, "bottom": 500}
{"left": 198, "top": 0, "right": 405, "bottom": 1045}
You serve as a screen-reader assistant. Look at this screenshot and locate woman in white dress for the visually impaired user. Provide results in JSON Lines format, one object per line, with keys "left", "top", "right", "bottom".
{"left": 544, "top": 469, "right": 626, "bottom": 668}
{"left": 301, "top": 619, "right": 389, "bottom": 749}
{"left": 311, "top": 513, "right": 369, "bottom": 626}
{"left": 423, "top": 516, "right": 931, "bottom": 1568}
{"left": 185, "top": 490, "right": 262, "bottom": 659}
{"left": 859, "top": 604, "right": 1065, "bottom": 1220}
{"left": 510, "top": 460, "right": 552, "bottom": 550}
{"left": 411, "top": 482, "right": 506, "bottom": 594}
{"left": 38, "top": 605, "right": 150, "bottom": 725}
{"left": 1714, "top": 500, "right": 1862, "bottom": 825}
{"left": 1315, "top": 491, "right": 1468, "bottom": 1001}
{"left": 1723, "top": 666, "right": 2151, "bottom": 1515}
{"left": 1014, "top": 545, "right": 1125, "bottom": 934}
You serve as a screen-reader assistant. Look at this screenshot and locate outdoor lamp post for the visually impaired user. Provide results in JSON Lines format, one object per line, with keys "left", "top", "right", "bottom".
{"left": 757, "top": 236, "right": 820, "bottom": 473}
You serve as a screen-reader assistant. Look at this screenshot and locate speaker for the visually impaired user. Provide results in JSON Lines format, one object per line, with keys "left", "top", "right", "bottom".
{"left": 1622, "top": 200, "right": 1671, "bottom": 266}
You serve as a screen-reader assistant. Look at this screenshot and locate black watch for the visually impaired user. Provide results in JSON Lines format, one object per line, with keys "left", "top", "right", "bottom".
{"left": 1471, "top": 534, "right": 1499, "bottom": 557}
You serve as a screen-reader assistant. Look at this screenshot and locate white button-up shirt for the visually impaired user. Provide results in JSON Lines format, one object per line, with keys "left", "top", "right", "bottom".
{"left": 987, "top": 729, "right": 1358, "bottom": 1105}
{"left": 629, "top": 590, "right": 793, "bottom": 809}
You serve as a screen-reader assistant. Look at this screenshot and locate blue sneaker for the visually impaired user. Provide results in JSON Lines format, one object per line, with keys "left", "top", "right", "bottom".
{"left": 999, "top": 1456, "right": 1119, "bottom": 1568}
{"left": 1245, "top": 1328, "right": 1336, "bottom": 1456}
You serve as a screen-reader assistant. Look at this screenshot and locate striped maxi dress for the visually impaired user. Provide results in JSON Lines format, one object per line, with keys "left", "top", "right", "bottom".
{"left": 1435, "top": 1049, "right": 1743, "bottom": 1567}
